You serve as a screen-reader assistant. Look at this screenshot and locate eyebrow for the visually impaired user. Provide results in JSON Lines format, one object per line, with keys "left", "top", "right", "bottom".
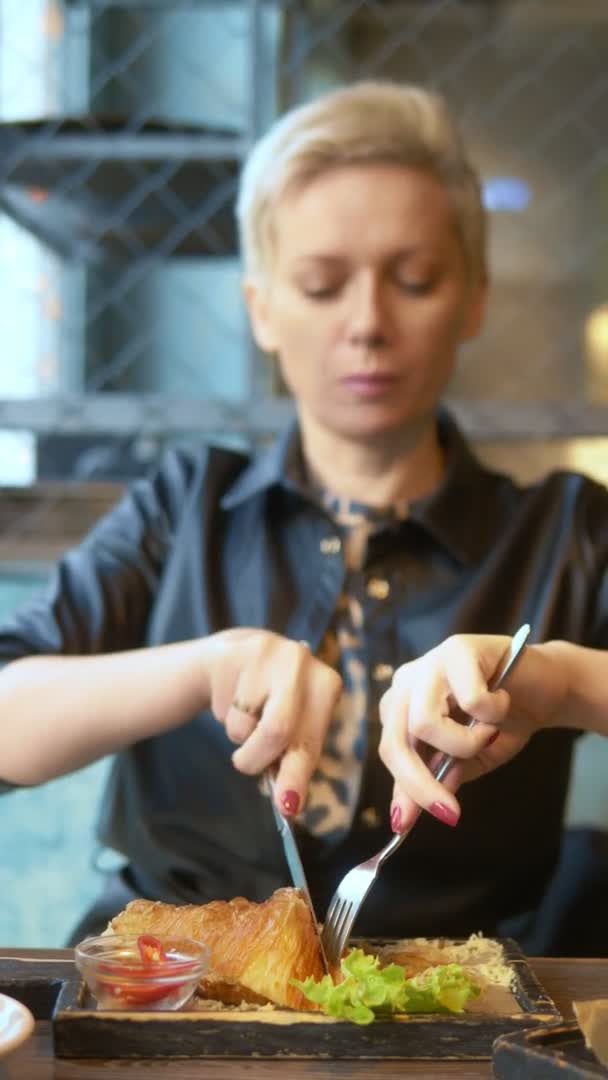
{"left": 289, "top": 255, "right": 347, "bottom": 268}
{"left": 289, "top": 247, "right": 426, "bottom": 268}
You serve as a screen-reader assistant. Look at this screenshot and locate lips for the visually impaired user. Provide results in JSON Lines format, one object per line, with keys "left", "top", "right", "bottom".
{"left": 341, "top": 372, "right": 400, "bottom": 397}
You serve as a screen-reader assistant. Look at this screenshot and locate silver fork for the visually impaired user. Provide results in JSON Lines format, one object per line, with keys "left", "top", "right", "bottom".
{"left": 320, "top": 623, "right": 531, "bottom": 966}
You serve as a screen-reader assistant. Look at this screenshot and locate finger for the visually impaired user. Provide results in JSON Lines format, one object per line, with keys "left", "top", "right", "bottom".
{"left": 205, "top": 627, "right": 258, "bottom": 721}
{"left": 390, "top": 721, "right": 527, "bottom": 830}
{"left": 273, "top": 669, "right": 342, "bottom": 813}
{"left": 381, "top": 689, "right": 418, "bottom": 832}
{"left": 272, "top": 738, "right": 319, "bottom": 817}
{"left": 232, "top": 646, "right": 340, "bottom": 773}
{"left": 231, "top": 674, "right": 304, "bottom": 775}
{"left": 405, "top": 640, "right": 509, "bottom": 738}
{"left": 407, "top": 673, "right": 511, "bottom": 761}
{"left": 229, "top": 638, "right": 310, "bottom": 766}
{"left": 380, "top": 730, "right": 463, "bottom": 825}
{"left": 379, "top": 686, "right": 463, "bottom": 824}
{"left": 390, "top": 756, "right": 465, "bottom": 833}
{"left": 457, "top": 727, "right": 530, "bottom": 783}
{"left": 381, "top": 686, "right": 450, "bottom": 823}
{"left": 441, "top": 637, "right": 514, "bottom": 723}
{"left": 389, "top": 786, "right": 422, "bottom": 834}
{"left": 225, "top": 698, "right": 263, "bottom": 745}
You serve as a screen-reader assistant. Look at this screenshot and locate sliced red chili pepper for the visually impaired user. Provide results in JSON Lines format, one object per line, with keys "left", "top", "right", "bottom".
{"left": 96, "top": 956, "right": 198, "bottom": 981}
{"left": 137, "top": 934, "right": 169, "bottom": 965}
{"left": 89, "top": 936, "right": 204, "bottom": 1006}
{"left": 97, "top": 979, "right": 183, "bottom": 1005}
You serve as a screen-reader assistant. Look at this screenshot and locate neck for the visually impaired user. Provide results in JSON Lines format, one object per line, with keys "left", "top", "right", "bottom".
{"left": 298, "top": 414, "right": 445, "bottom": 508}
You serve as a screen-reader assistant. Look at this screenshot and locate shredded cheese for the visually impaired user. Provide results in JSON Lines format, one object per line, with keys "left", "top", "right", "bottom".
{"left": 408, "top": 933, "right": 515, "bottom": 989}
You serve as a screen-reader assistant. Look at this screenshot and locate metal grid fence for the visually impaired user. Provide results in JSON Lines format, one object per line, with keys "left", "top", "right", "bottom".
{"left": 0, "top": 0, "right": 608, "bottom": 487}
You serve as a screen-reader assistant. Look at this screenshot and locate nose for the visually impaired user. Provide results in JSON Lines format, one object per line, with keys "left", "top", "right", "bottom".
{"left": 346, "top": 272, "right": 389, "bottom": 350}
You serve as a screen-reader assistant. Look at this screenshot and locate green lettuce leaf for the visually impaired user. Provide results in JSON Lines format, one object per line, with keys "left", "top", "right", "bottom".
{"left": 292, "top": 948, "right": 480, "bottom": 1025}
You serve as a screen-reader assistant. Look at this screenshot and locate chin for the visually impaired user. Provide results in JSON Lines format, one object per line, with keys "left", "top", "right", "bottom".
{"left": 325, "top": 410, "right": 420, "bottom": 443}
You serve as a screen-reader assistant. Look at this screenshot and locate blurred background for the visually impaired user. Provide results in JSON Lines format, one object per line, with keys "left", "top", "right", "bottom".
{"left": 1, "top": 0, "right": 608, "bottom": 944}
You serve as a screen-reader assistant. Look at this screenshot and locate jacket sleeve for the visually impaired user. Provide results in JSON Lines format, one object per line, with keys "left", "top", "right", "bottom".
{"left": 0, "top": 448, "right": 201, "bottom": 664}
{"left": 576, "top": 474, "right": 608, "bottom": 648}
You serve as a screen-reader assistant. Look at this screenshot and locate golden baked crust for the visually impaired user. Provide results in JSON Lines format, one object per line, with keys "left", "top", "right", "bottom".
{"left": 574, "top": 999, "right": 608, "bottom": 1067}
{"left": 108, "top": 886, "right": 325, "bottom": 1011}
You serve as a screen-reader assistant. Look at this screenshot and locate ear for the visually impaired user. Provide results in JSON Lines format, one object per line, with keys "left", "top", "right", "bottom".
{"left": 242, "top": 277, "right": 279, "bottom": 354}
{"left": 460, "top": 276, "right": 488, "bottom": 342}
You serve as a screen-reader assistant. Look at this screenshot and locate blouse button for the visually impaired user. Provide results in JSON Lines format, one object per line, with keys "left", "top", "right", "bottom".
{"left": 367, "top": 577, "right": 390, "bottom": 599}
{"left": 372, "top": 662, "right": 394, "bottom": 682}
{"left": 320, "top": 536, "right": 341, "bottom": 554}
{"left": 359, "top": 806, "right": 382, "bottom": 828}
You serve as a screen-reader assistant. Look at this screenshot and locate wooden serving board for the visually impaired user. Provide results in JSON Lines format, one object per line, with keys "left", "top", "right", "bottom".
{"left": 494, "top": 1023, "right": 608, "bottom": 1079}
{"left": 0, "top": 939, "right": 562, "bottom": 1061}
{"left": 51, "top": 937, "right": 562, "bottom": 1060}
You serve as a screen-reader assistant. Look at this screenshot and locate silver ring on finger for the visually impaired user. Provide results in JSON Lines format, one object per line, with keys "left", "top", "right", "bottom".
{"left": 232, "top": 698, "right": 263, "bottom": 719}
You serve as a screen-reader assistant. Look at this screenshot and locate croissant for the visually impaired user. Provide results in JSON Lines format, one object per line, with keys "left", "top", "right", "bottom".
{"left": 108, "top": 886, "right": 325, "bottom": 1011}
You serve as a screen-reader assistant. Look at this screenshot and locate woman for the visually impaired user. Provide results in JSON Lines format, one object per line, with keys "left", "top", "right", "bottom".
{"left": 0, "top": 81, "right": 606, "bottom": 946}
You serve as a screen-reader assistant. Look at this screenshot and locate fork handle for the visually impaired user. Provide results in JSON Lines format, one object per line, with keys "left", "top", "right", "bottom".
{"left": 431, "top": 623, "right": 531, "bottom": 784}
{"left": 376, "top": 828, "right": 409, "bottom": 865}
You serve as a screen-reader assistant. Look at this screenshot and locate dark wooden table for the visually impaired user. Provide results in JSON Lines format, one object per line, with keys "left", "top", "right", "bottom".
{"left": 1, "top": 950, "right": 606, "bottom": 1079}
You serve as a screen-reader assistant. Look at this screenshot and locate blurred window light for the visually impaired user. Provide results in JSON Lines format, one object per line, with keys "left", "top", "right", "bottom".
{"left": 0, "top": 433, "right": 35, "bottom": 486}
{"left": 585, "top": 303, "right": 608, "bottom": 377}
{"left": 0, "top": 0, "right": 67, "bottom": 485}
{"left": 482, "top": 176, "right": 532, "bottom": 212}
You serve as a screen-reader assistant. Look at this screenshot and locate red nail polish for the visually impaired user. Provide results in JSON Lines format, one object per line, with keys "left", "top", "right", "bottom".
{"left": 281, "top": 789, "right": 300, "bottom": 815}
{"left": 486, "top": 730, "right": 500, "bottom": 747}
{"left": 390, "top": 805, "right": 402, "bottom": 833}
{"left": 429, "top": 801, "right": 459, "bottom": 827}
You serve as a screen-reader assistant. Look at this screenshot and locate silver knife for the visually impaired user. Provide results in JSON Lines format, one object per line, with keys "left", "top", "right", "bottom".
{"left": 265, "top": 769, "right": 329, "bottom": 973}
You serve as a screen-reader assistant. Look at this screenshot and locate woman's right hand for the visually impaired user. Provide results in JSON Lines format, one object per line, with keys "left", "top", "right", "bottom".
{"left": 201, "top": 629, "right": 342, "bottom": 818}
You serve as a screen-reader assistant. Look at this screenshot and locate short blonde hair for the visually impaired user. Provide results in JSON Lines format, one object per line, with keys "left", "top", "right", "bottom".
{"left": 236, "top": 80, "right": 486, "bottom": 285}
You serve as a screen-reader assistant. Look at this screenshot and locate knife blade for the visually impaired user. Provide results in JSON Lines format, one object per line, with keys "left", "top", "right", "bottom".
{"left": 265, "top": 770, "right": 329, "bottom": 973}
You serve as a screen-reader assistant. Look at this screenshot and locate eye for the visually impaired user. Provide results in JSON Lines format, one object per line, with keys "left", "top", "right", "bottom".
{"left": 395, "top": 277, "right": 433, "bottom": 296}
{"left": 301, "top": 284, "right": 342, "bottom": 301}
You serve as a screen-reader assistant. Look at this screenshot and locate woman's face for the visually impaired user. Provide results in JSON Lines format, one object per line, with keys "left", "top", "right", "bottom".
{"left": 245, "top": 163, "right": 486, "bottom": 443}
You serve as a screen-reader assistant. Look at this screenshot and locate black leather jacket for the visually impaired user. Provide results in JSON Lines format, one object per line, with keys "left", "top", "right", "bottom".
{"left": 1, "top": 412, "right": 607, "bottom": 942}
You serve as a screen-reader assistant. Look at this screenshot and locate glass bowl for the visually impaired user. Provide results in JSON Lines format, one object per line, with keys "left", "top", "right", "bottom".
{"left": 74, "top": 933, "right": 209, "bottom": 1011}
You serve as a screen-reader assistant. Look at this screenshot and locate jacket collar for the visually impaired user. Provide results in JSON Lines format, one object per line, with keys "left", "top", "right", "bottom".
{"left": 407, "top": 411, "right": 507, "bottom": 565}
{"left": 221, "top": 410, "right": 507, "bottom": 565}
{"left": 220, "top": 418, "right": 307, "bottom": 509}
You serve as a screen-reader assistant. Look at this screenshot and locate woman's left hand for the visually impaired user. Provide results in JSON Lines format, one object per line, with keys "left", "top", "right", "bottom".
{"left": 378, "top": 634, "right": 564, "bottom": 833}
